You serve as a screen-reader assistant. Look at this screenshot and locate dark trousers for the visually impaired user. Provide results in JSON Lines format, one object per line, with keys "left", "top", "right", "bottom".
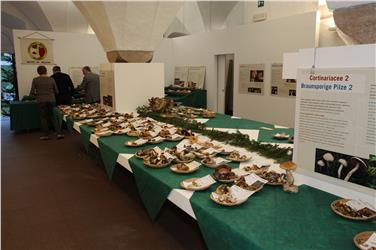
{"left": 37, "top": 101, "right": 61, "bottom": 136}
{"left": 56, "top": 94, "right": 72, "bottom": 105}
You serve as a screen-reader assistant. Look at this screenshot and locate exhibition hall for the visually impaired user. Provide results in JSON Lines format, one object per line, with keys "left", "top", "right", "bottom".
{"left": 1, "top": 0, "right": 375, "bottom": 249}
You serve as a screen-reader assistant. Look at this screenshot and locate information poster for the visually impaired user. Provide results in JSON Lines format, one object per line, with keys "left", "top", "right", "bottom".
{"left": 174, "top": 66, "right": 189, "bottom": 87}
{"left": 239, "top": 64, "right": 265, "bottom": 95}
{"left": 99, "top": 69, "right": 115, "bottom": 109}
{"left": 187, "top": 66, "right": 206, "bottom": 89}
{"left": 294, "top": 68, "right": 376, "bottom": 190}
{"left": 270, "top": 63, "right": 296, "bottom": 97}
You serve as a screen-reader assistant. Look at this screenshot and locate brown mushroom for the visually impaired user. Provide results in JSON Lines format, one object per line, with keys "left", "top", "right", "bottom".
{"left": 280, "top": 161, "right": 297, "bottom": 186}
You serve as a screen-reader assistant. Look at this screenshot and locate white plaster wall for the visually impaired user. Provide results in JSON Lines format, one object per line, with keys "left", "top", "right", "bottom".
{"left": 13, "top": 29, "right": 107, "bottom": 98}
{"left": 155, "top": 12, "right": 318, "bottom": 127}
{"left": 152, "top": 38, "right": 175, "bottom": 85}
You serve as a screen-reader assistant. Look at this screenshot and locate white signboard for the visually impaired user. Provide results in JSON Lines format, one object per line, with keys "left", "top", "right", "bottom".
{"left": 270, "top": 63, "right": 297, "bottom": 97}
{"left": 174, "top": 66, "right": 189, "bottom": 87}
{"left": 187, "top": 66, "right": 206, "bottom": 89}
{"left": 239, "top": 64, "right": 265, "bottom": 95}
{"left": 20, "top": 38, "right": 54, "bottom": 64}
{"left": 294, "top": 68, "right": 376, "bottom": 191}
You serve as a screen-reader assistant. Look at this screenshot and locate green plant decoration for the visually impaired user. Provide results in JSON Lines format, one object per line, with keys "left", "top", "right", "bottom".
{"left": 137, "top": 106, "right": 293, "bottom": 163}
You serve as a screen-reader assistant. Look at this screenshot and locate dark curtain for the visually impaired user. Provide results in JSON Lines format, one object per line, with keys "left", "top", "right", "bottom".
{"left": 225, "top": 59, "right": 234, "bottom": 116}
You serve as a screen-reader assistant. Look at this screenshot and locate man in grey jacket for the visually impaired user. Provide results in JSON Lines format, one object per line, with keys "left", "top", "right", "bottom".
{"left": 80, "top": 66, "right": 100, "bottom": 103}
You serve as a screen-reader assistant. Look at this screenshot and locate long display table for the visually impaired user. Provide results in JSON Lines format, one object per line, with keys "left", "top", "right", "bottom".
{"left": 9, "top": 100, "right": 83, "bottom": 132}
{"left": 165, "top": 87, "right": 207, "bottom": 108}
{"left": 63, "top": 112, "right": 374, "bottom": 250}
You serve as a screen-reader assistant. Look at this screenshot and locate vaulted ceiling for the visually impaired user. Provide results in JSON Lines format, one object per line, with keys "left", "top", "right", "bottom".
{"left": 1, "top": 1, "right": 92, "bottom": 52}
{"left": 1, "top": 1, "right": 240, "bottom": 53}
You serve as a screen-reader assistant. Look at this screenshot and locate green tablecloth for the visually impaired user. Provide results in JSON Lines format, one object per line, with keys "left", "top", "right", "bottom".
{"left": 9, "top": 101, "right": 40, "bottom": 131}
{"left": 165, "top": 88, "right": 207, "bottom": 108}
{"left": 10, "top": 101, "right": 62, "bottom": 132}
{"left": 191, "top": 184, "right": 374, "bottom": 250}
{"left": 76, "top": 113, "right": 293, "bottom": 220}
{"left": 66, "top": 113, "right": 373, "bottom": 249}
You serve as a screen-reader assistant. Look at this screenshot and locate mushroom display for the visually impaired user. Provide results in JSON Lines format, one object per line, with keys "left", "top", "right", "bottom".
{"left": 316, "top": 160, "right": 325, "bottom": 172}
{"left": 280, "top": 161, "right": 297, "bottom": 186}
{"left": 323, "top": 153, "right": 334, "bottom": 174}
{"left": 344, "top": 157, "right": 367, "bottom": 182}
{"left": 337, "top": 159, "right": 348, "bottom": 179}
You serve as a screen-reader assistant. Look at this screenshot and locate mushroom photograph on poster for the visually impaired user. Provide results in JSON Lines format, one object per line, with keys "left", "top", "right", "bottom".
{"left": 315, "top": 149, "right": 376, "bottom": 189}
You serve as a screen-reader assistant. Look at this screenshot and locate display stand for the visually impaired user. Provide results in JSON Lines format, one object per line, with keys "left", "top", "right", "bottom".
{"left": 100, "top": 63, "right": 164, "bottom": 113}
{"left": 283, "top": 44, "right": 376, "bottom": 204}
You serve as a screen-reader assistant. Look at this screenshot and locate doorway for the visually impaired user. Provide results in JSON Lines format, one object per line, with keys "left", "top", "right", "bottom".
{"left": 216, "top": 54, "right": 234, "bottom": 115}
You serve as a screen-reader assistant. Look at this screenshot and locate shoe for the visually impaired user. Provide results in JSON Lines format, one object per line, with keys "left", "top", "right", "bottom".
{"left": 57, "top": 134, "right": 64, "bottom": 139}
{"left": 40, "top": 136, "right": 50, "bottom": 140}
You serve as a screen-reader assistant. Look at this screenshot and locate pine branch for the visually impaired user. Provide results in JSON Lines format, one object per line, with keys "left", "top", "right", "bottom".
{"left": 137, "top": 106, "right": 293, "bottom": 163}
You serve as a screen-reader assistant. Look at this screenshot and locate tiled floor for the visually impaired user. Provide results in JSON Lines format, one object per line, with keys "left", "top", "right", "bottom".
{"left": 1, "top": 117, "right": 206, "bottom": 250}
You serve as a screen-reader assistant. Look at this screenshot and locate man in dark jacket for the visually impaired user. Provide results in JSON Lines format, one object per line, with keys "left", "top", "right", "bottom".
{"left": 80, "top": 66, "right": 100, "bottom": 103}
{"left": 30, "top": 65, "right": 64, "bottom": 140}
{"left": 51, "top": 66, "right": 75, "bottom": 105}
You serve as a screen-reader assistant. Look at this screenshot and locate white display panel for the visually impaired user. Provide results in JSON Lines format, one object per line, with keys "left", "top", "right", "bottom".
{"left": 174, "top": 66, "right": 189, "bottom": 86}
{"left": 187, "top": 66, "right": 206, "bottom": 89}
{"left": 294, "top": 67, "right": 376, "bottom": 197}
{"left": 100, "top": 63, "right": 165, "bottom": 113}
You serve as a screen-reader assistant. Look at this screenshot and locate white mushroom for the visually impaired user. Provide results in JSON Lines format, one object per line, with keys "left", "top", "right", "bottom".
{"left": 323, "top": 153, "right": 334, "bottom": 164}
{"left": 337, "top": 159, "right": 348, "bottom": 179}
{"left": 344, "top": 157, "right": 367, "bottom": 182}
{"left": 317, "top": 160, "right": 325, "bottom": 167}
{"left": 323, "top": 153, "right": 334, "bottom": 174}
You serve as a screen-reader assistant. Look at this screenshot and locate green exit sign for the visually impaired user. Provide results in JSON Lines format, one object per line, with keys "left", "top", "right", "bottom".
{"left": 258, "top": 1, "right": 265, "bottom": 8}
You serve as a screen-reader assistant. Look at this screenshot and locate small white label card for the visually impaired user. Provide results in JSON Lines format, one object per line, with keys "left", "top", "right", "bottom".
{"left": 102, "top": 122, "right": 112, "bottom": 128}
{"left": 362, "top": 233, "right": 376, "bottom": 249}
{"left": 134, "top": 139, "right": 148, "bottom": 144}
{"left": 168, "top": 128, "right": 177, "bottom": 134}
{"left": 202, "top": 148, "right": 217, "bottom": 155}
{"left": 153, "top": 126, "right": 162, "bottom": 134}
{"left": 149, "top": 131, "right": 159, "bottom": 138}
{"left": 150, "top": 136, "right": 164, "bottom": 142}
{"left": 245, "top": 173, "right": 268, "bottom": 185}
{"left": 195, "top": 175, "right": 216, "bottom": 186}
{"left": 120, "top": 123, "right": 128, "bottom": 128}
{"left": 195, "top": 118, "right": 209, "bottom": 124}
{"left": 170, "top": 134, "right": 183, "bottom": 140}
{"left": 232, "top": 168, "right": 249, "bottom": 177}
{"left": 153, "top": 146, "right": 163, "bottom": 154}
{"left": 213, "top": 157, "right": 230, "bottom": 166}
{"left": 346, "top": 199, "right": 376, "bottom": 212}
{"left": 162, "top": 151, "right": 175, "bottom": 160}
{"left": 186, "top": 161, "right": 201, "bottom": 169}
{"left": 230, "top": 185, "right": 255, "bottom": 200}
{"left": 119, "top": 128, "right": 130, "bottom": 134}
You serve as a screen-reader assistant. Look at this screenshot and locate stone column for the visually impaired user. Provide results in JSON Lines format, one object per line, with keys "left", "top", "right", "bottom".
{"left": 331, "top": 3, "right": 376, "bottom": 44}
{"left": 74, "top": 1, "right": 182, "bottom": 62}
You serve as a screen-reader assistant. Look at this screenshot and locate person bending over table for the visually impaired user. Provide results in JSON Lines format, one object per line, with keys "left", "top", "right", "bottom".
{"left": 80, "top": 66, "right": 100, "bottom": 104}
{"left": 29, "top": 66, "right": 64, "bottom": 140}
{"left": 51, "top": 65, "right": 74, "bottom": 105}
